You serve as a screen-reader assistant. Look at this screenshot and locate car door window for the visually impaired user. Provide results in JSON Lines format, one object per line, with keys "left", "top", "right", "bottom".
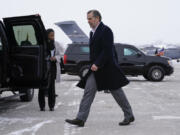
{"left": 72, "top": 46, "right": 89, "bottom": 54}
{"left": 80, "top": 46, "right": 89, "bottom": 54}
{"left": 124, "top": 48, "right": 137, "bottom": 56}
{"left": 12, "top": 25, "right": 38, "bottom": 46}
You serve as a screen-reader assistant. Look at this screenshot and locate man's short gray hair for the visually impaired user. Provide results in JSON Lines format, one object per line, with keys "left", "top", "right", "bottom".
{"left": 87, "top": 10, "right": 102, "bottom": 21}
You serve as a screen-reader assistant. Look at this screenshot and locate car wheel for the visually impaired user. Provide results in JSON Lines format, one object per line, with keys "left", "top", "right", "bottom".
{"left": 19, "top": 88, "right": 34, "bottom": 102}
{"left": 148, "top": 66, "right": 165, "bottom": 81}
{"left": 79, "top": 65, "right": 90, "bottom": 79}
{"left": 143, "top": 74, "right": 150, "bottom": 80}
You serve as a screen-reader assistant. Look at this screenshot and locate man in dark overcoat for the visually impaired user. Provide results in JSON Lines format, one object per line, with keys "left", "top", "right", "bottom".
{"left": 66, "top": 10, "right": 135, "bottom": 126}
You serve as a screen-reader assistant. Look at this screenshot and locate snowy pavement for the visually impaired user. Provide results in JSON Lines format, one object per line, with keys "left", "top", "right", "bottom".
{"left": 0, "top": 61, "right": 180, "bottom": 135}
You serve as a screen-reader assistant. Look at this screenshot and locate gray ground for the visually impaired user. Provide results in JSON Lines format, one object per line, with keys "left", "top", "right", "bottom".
{"left": 0, "top": 61, "right": 180, "bottom": 135}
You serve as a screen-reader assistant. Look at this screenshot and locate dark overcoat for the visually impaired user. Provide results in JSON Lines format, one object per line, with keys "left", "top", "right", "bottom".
{"left": 77, "top": 22, "right": 129, "bottom": 91}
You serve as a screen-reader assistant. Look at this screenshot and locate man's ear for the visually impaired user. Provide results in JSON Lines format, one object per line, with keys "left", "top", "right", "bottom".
{"left": 97, "top": 16, "right": 100, "bottom": 22}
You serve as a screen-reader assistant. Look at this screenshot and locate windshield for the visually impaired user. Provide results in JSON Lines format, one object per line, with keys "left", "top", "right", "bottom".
{"left": 139, "top": 48, "right": 147, "bottom": 54}
{"left": 134, "top": 46, "right": 145, "bottom": 55}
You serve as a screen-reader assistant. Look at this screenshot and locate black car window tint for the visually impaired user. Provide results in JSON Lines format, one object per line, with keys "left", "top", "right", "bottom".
{"left": 124, "top": 48, "right": 137, "bottom": 56}
{"left": 12, "top": 25, "right": 38, "bottom": 46}
{"left": 80, "top": 46, "right": 89, "bottom": 53}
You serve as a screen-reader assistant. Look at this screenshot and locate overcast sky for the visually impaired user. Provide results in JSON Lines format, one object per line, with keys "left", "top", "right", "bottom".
{"left": 0, "top": 0, "right": 180, "bottom": 47}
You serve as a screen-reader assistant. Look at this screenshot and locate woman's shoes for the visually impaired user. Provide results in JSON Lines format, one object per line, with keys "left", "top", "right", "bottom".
{"left": 49, "top": 108, "right": 54, "bottom": 111}
{"left": 40, "top": 108, "right": 45, "bottom": 111}
{"left": 40, "top": 108, "right": 54, "bottom": 111}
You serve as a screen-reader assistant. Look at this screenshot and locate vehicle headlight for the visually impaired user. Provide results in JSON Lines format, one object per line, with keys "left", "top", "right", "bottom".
{"left": 168, "top": 60, "right": 173, "bottom": 67}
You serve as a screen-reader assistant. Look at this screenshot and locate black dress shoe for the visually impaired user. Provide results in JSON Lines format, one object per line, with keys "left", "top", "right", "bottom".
{"left": 40, "top": 108, "right": 45, "bottom": 111}
{"left": 65, "top": 118, "right": 84, "bottom": 127}
{"left": 50, "top": 108, "right": 54, "bottom": 111}
{"left": 119, "top": 116, "right": 135, "bottom": 126}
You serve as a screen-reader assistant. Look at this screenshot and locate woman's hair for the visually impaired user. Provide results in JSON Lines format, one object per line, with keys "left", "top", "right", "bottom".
{"left": 46, "top": 28, "right": 54, "bottom": 36}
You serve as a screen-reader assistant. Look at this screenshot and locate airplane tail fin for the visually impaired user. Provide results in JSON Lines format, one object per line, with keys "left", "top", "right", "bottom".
{"left": 55, "top": 21, "right": 89, "bottom": 43}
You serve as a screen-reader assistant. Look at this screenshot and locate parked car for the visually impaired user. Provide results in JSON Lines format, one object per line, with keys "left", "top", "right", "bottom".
{"left": 56, "top": 21, "right": 174, "bottom": 81}
{"left": 0, "top": 15, "right": 50, "bottom": 101}
{"left": 63, "top": 43, "right": 90, "bottom": 78}
{"left": 63, "top": 43, "right": 174, "bottom": 81}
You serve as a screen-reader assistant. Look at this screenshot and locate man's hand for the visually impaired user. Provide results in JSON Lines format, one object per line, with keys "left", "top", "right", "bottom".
{"left": 91, "top": 64, "right": 98, "bottom": 71}
{"left": 50, "top": 57, "right": 56, "bottom": 62}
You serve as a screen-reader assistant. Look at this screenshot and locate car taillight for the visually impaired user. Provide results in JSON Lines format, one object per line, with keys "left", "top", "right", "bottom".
{"left": 64, "top": 55, "right": 67, "bottom": 64}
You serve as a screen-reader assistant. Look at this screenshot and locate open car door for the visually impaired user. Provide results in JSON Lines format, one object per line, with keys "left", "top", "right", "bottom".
{"left": 0, "top": 21, "right": 9, "bottom": 86}
{"left": 3, "top": 15, "right": 49, "bottom": 88}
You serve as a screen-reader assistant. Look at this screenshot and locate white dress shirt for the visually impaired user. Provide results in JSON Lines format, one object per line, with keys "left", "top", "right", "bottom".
{"left": 51, "top": 49, "right": 55, "bottom": 57}
{"left": 91, "top": 22, "right": 101, "bottom": 36}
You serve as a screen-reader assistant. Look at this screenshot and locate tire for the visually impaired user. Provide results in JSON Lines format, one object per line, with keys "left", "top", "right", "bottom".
{"left": 19, "top": 88, "right": 34, "bottom": 102}
{"left": 79, "top": 65, "right": 90, "bottom": 79}
{"left": 143, "top": 74, "right": 150, "bottom": 80}
{"left": 147, "top": 66, "right": 165, "bottom": 81}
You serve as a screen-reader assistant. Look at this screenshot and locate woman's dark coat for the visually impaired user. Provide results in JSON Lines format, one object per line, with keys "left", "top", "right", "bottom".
{"left": 77, "top": 22, "right": 129, "bottom": 91}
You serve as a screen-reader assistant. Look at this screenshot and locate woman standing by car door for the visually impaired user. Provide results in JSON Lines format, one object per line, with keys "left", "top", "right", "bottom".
{"left": 38, "top": 28, "right": 62, "bottom": 111}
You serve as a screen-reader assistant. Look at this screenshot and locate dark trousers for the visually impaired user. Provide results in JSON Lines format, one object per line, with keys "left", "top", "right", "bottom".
{"left": 38, "top": 78, "right": 56, "bottom": 109}
{"left": 38, "top": 61, "right": 56, "bottom": 109}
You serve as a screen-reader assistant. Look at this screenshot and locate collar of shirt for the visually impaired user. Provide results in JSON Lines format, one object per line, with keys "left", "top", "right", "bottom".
{"left": 91, "top": 22, "right": 101, "bottom": 35}
{"left": 51, "top": 49, "right": 55, "bottom": 57}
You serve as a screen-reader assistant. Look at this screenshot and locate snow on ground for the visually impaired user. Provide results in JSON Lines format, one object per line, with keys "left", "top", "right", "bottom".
{"left": 0, "top": 62, "right": 180, "bottom": 135}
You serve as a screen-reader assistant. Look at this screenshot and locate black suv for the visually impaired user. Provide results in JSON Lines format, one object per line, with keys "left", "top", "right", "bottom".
{"left": 0, "top": 15, "right": 50, "bottom": 101}
{"left": 63, "top": 43, "right": 174, "bottom": 81}
{"left": 55, "top": 21, "right": 173, "bottom": 81}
